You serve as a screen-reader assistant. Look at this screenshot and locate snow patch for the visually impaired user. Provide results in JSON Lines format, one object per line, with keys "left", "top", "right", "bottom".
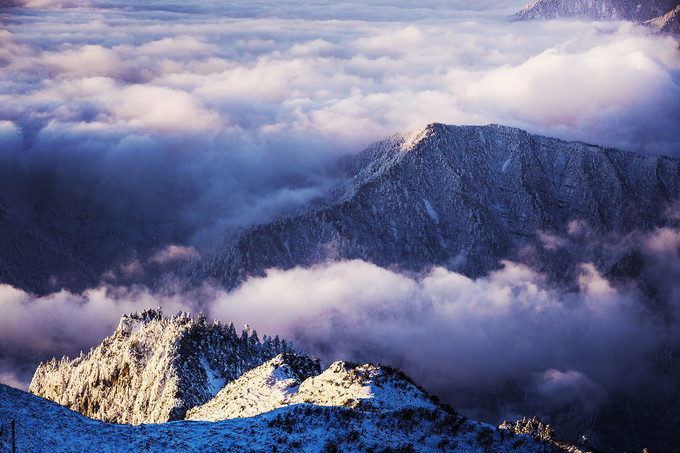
{"left": 200, "top": 357, "right": 226, "bottom": 396}
{"left": 502, "top": 156, "right": 512, "bottom": 172}
{"left": 423, "top": 199, "right": 439, "bottom": 224}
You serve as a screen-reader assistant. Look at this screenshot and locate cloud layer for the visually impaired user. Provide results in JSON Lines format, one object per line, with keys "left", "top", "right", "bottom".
{"left": 1, "top": 2, "right": 678, "bottom": 278}
{"left": 2, "top": 225, "right": 678, "bottom": 427}
{"left": 3, "top": 2, "right": 679, "bottom": 153}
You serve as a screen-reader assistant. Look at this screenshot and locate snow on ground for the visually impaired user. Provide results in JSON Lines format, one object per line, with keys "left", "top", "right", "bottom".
{"left": 187, "top": 354, "right": 320, "bottom": 421}
{"left": 1, "top": 383, "right": 578, "bottom": 452}
{"left": 188, "top": 357, "right": 437, "bottom": 423}
{"left": 289, "top": 361, "right": 437, "bottom": 411}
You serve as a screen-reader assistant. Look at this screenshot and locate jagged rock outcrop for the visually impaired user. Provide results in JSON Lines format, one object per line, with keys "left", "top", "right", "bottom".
{"left": 28, "top": 309, "right": 296, "bottom": 424}
{"left": 200, "top": 123, "right": 679, "bottom": 287}
{"left": 513, "top": 0, "right": 680, "bottom": 25}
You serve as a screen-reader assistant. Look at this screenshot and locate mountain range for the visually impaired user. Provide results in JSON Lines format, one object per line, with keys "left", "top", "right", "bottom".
{"left": 197, "top": 123, "right": 679, "bottom": 290}
{"left": 29, "top": 308, "right": 297, "bottom": 424}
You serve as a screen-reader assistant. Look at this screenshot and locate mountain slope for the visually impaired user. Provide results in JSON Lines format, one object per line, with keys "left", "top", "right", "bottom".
{"left": 187, "top": 356, "right": 437, "bottom": 421}
{"left": 28, "top": 309, "right": 296, "bottom": 424}
{"left": 17, "top": 309, "right": 591, "bottom": 452}
{"left": 186, "top": 353, "right": 323, "bottom": 421}
{"left": 288, "top": 361, "right": 437, "bottom": 411}
{"left": 513, "top": 0, "right": 679, "bottom": 23}
{"left": 0, "top": 383, "right": 587, "bottom": 452}
{"left": 513, "top": 0, "right": 623, "bottom": 20}
{"left": 646, "top": 4, "right": 680, "bottom": 32}
{"left": 200, "top": 123, "right": 679, "bottom": 288}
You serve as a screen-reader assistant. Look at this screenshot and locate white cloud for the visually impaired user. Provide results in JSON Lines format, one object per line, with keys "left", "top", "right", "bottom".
{"left": 107, "top": 84, "right": 222, "bottom": 133}
{"left": 149, "top": 245, "right": 200, "bottom": 264}
{"left": 2, "top": 3, "right": 677, "bottom": 155}
{"left": 209, "top": 258, "right": 663, "bottom": 398}
{"left": 1, "top": 229, "right": 676, "bottom": 412}
{"left": 18, "top": 0, "right": 89, "bottom": 8}
{"left": 534, "top": 369, "right": 606, "bottom": 411}
{"left": 43, "top": 45, "right": 125, "bottom": 79}
{"left": 0, "top": 283, "right": 196, "bottom": 388}
{"left": 0, "top": 371, "right": 25, "bottom": 389}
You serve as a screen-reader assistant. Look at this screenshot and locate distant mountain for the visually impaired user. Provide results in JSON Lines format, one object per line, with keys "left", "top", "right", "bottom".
{"left": 4, "top": 123, "right": 678, "bottom": 295}
{"left": 646, "top": 4, "right": 680, "bottom": 32}
{"left": 199, "top": 123, "right": 679, "bottom": 288}
{"left": 514, "top": 0, "right": 622, "bottom": 20}
{"left": 29, "top": 309, "right": 296, "bottom": 424}
{"left": 513, "top": 0, "right": 680, "bottom": 27}
{"left": 1, "top": 382, "right": 587, "bottom": 452}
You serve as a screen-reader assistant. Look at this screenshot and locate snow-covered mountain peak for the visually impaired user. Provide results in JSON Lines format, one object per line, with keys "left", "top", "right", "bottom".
{"left": 187, "top": 353, "right": 321, "bottom": 421}
{"left": 400, "top": 122, "right": 441, "bottom": 152}
{"left": 289, "top": 361, "right": 438, "bottom": 412}
{"left": 188, "top": 358, "right": 438, "bottom": 422}
{"left": 29, "top": 310, "right": 297, "bottom": 424}
{"left": 201, "top": 122, "right": 679, "bottom": 290}
{"left": 116, "top": 307, "right": 167, "bottom": 336}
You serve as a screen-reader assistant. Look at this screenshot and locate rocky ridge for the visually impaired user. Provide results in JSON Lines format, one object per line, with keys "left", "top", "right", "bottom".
{"left": 200, "top": 123, "right": 679, "bottom": 288}
{"left": 187, "top": 356, "right": 438, "bottom": 421}
{"left": 186, "top": 353, "right": 323, "bottom": 421}
{"left": 646, "top": 4, "right": 680, "bottom": 32}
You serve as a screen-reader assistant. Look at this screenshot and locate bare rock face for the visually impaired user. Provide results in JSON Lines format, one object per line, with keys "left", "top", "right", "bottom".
{"left": 202, "top": 123, "right": 679, "bottom": 289}
{"left": 29, "top": 309, "right": 296, "bottom": 424}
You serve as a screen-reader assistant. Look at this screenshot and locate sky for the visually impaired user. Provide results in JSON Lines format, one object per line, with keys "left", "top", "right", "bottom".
{"left": 1, "top": 0, "right": 680, "bottom": 435}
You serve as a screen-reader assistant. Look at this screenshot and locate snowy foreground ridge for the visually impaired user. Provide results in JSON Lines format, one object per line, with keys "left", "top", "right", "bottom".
{"left": 10, "top": 310, "right": 590, "bottom": 452}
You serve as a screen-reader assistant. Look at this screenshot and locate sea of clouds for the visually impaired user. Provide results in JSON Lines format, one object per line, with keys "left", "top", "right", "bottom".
{"left": 1, "top": 0, "right": 680, "bottom": 435}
